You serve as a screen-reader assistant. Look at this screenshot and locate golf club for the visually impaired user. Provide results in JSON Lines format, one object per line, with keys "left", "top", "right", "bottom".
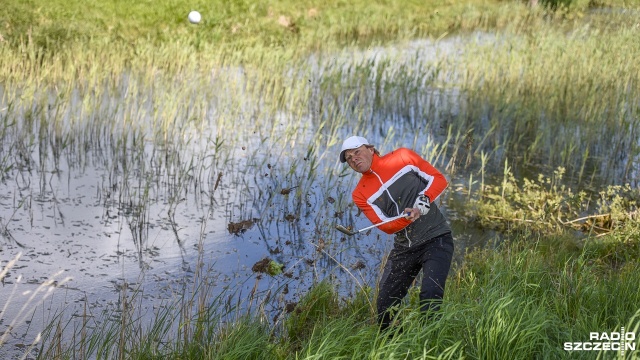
{"left": 335, "top": 212, "right": 411, "bottom": 236}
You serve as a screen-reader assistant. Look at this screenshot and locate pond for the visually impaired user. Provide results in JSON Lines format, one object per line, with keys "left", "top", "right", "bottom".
{"left": 0, "top": 30, "right": 637, "bottom": 358}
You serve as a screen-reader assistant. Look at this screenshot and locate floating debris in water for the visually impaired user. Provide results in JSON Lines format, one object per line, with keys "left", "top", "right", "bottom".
{"left": 269, "top": 247, "right": 281, "bottom": 254}
{"left": 213, "top": 172, "right": 223, "bottom": 191}
{"left": 351, "top": 260, "right": 366, "bottom": 270}
{"left": 280, "top": 186, "right": 299, "bottom": 195}
{"left": 285, "top": 301, "right": 297, "bottom": 313}
{"left": 227, "top": 219, "right": 254, "bottom": 234}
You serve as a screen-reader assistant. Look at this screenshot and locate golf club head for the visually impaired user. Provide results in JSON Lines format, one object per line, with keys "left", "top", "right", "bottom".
{"left": 335, "top": 224, "right": 357, "bottom": 236}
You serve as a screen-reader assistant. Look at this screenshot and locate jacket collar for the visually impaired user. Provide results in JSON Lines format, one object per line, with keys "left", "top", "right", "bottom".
{"left": 363, "top": 153, "right": 381, "bottom": 175}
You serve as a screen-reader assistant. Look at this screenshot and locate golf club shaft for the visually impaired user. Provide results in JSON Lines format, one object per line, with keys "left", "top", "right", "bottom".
{"left": 355, "top": 212, "right": 409, "bottom": 233}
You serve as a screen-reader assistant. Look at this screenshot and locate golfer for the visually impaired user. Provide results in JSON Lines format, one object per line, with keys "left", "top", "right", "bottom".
{"left": 340, "top": 135, "right": 454, "bottom": 330}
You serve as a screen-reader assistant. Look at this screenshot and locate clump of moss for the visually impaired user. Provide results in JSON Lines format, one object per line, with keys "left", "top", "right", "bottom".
{"left": 252, "top": 257, "right": 284, "bottom": 276}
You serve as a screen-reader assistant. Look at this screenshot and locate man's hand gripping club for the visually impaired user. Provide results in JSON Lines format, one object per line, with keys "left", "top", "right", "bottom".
{"left": 404, "top": 194, "right": 430, "bottom": 222}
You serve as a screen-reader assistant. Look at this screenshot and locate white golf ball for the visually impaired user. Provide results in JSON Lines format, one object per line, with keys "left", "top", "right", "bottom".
{"left": 188, "top": 11, "right": 201, "bottom": 24}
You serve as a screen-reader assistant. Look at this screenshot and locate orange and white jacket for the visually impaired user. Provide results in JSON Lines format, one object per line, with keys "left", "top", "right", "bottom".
{"left": 352, "top": 148, "right": 451, "bottom": 247}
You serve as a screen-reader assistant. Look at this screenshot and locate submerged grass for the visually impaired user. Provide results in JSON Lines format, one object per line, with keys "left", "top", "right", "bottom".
{"left": 454, "top": 20, "right": 640, "bottom": 184}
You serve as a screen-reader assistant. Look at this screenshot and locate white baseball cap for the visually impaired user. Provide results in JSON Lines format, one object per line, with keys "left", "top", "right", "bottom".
{"left": 339, "top": 136, "right": 370, "bottom": 163}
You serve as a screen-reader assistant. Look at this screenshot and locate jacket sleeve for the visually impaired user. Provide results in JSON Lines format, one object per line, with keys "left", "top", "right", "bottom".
{"left": 399, "top": 148, "right": 448, "bottom": 202}
{"left": 352, "top": 190, "right": 411, "bottom": 235}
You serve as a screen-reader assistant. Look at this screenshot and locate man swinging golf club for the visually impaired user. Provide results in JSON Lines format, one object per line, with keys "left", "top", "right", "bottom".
{"left": 340, "top": 135, "right": 454, "bottom": 331}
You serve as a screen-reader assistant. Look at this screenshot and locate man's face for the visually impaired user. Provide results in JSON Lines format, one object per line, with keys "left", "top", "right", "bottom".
{"left": 344, "top": 145, "right": 374, "bottom": 173}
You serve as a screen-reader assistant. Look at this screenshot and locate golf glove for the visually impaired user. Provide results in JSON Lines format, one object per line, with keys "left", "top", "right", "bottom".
{"left": 413, "top": 194, "right": 431, "bottom": 216}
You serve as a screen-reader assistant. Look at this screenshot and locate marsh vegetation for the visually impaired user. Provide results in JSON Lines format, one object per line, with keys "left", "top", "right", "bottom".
{"left": 1, "top": 0, "right": 639, "bottom": 358}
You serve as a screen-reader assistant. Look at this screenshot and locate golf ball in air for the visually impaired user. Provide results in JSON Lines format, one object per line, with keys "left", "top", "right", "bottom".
{"left": 188, "top": 11, "right": 201, "bottom": 24}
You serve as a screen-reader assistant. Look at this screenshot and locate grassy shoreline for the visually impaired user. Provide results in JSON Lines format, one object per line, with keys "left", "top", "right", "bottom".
{"left": 2, "top": 0, "right": 535, "bottom": 51}
{"left": 1, "top": 0, "right": 638, "bottom": 72}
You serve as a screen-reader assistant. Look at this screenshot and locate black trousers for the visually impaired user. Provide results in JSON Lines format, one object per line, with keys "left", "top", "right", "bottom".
{"left": 377, "top": 232, "right": 454, "bottom": 329}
